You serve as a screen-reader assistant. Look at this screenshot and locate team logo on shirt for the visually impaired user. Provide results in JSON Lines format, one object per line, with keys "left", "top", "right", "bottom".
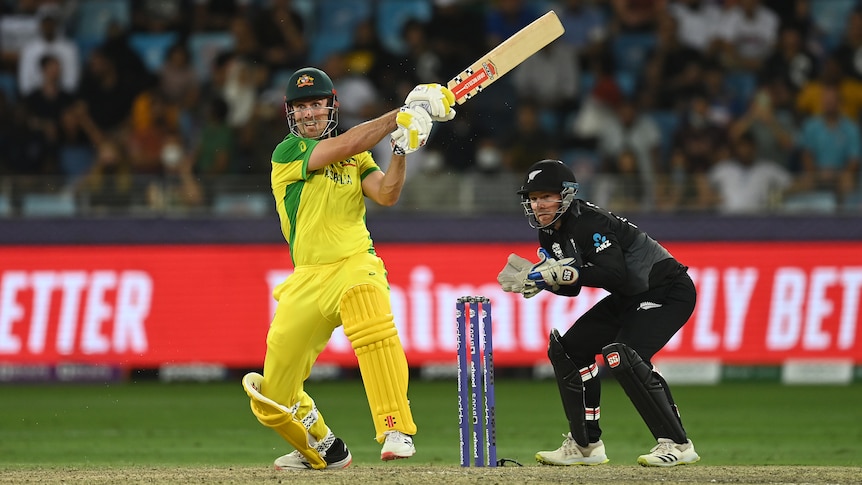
{"left": 552, "top": 242, "right": 563, "bottom": 259}
{"left": 593, "top": 233, "right": 611, "bottom": 253}
{"left": 296, "top": 74, "right": 314, "bottom": 87}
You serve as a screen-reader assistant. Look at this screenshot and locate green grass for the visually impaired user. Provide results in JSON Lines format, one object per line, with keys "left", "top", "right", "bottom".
{"left": 1, "top": 379, "right": 860, "bottom": 468}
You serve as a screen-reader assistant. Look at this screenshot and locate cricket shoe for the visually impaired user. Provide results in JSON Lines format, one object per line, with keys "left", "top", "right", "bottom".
{"left": 273, "top": 435, "right": 352, "bottom": 470}
{"left": 535, "top": 433, "right": 609, "bottom": 466}
{"left": 380, "top": 430, "right": 415, "bottom": 461}
{"left": 637, "top": 438, "right": 700, "bottom": 467}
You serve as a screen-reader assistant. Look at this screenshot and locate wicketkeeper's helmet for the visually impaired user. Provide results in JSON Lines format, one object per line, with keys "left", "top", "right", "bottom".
{"left": 517, "top": 159, "right": 579, "bottom": 229}
{"left": 284, "top": 67, "right": 339, "bottom": 139}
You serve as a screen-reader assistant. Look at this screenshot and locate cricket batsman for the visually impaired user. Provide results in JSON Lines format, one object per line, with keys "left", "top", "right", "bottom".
{"left": 241, "top": 67, "right": 456, "bottom": 470}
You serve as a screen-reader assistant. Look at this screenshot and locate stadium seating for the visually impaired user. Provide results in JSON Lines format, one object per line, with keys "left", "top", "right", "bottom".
{"left": 308, "top": 0, "right": 372, "bottom": 64}
{"left": 0, "top": 73, "right": 16, "bottom": 101}
{"left": 723, "top": 70, "right": 757, "bottom": 106}
{"left": 0, "top": 193, "right": 10, "bottom": 217}
{"left": 72, "top": 0, "right": 131, "bottom": 45}
{"left": 780, "top": 191, "right": 838, "bottom": 213}
{"left": 810, "top": 0, "right": 857, "bottom": 51}
{"left": 212, "top": 193, "right": 270, "bottom": 217}
{"left": 188, "top": 31, "right": 235, "bottom": 81}
{"left": 21, "top": 193, "right": 77, "bottom": 217}
{"left": 649, "top": 110, "right": 679, "bottom": 166}
{"left": 612, "top": 32, "right": 656, "bottom": 76}
{"left": 376, "top": 0, "right": 432, "bottom": 56}
{"left": 129, "top": 32, "right": 179, "bottom": 73}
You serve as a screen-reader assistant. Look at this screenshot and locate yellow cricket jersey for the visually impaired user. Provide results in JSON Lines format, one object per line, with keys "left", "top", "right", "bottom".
{"left": 271, "top": 134, "right": 381, "bottom": 267}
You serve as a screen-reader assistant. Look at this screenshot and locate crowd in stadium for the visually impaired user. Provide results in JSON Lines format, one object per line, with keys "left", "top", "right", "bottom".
{"left": 0, "top": 0, "right": 861, "bottom": 216}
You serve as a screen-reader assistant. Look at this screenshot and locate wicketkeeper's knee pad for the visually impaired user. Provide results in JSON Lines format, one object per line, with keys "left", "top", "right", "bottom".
{"left": 241, "top": 372, "right": 325, "bottom": 469}
{"left": 341, "top": 284, "right": 416, "bottom": 442}
{"left": 602, "top": 343, "right": 687, "bottom": 443}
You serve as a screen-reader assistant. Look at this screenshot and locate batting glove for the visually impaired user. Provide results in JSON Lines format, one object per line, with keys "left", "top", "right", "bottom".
{"left": 391, "top": 106, "right": 433, "bottom": 155}
{"left": 527, "top": 248, "right": 579, "bottom": 291}
{"left": 405, "top": 83, "right": 457, "bottom": 122}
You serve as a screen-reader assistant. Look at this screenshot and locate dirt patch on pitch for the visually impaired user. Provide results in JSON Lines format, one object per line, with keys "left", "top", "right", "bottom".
{"left": 1, "top": 465, "right": 860, "bottom": 485}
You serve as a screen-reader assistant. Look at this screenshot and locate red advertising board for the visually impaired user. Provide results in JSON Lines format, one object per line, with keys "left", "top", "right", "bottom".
{"left": 0, "top": 243, "right": 860, "bottom": 367}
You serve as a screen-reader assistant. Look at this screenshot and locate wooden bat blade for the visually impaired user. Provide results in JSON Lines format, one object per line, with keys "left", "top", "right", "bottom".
{"left": 446, "top": 11, "right": 565, "bottom": 105}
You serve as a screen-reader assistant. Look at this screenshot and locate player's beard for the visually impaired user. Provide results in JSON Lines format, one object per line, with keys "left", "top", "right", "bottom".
{"left": 297, "top": 118, "right": 327, "bottom": 138}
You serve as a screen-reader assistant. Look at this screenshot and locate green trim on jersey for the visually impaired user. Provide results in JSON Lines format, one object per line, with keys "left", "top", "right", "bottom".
{"left": 283, "top": 181, "right": 304, "bottom": 263}
{"left": 270, "top": 135, "right": 382, "bottom": 266}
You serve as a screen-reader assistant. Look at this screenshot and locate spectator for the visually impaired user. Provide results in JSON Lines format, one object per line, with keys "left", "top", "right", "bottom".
{"left": 321, "top": 52, "right": 380, "bottom": 132}
{"left": 666, "top": 90, "right": 729, "bottom": 210}
{"left": 642, "top": 12, "right": 706, "bottom": 110}
{"left": 342, "top": 19, "right": 399, "bottom": 90}
{"left": 511, "top": 40, "right": 579, "bottom": 131}
{"left": 146, "top": 130, "right": 205, "bottom": 211}
{"left": 71, "top": 47, "right": 139, "bottom": 145}
{"left": 610, "top": 0, "right": 663, "bottom": 33}
{"left": 485, "top": 0, "right": 538, "bottom": 51}
{"left": 22, "top": 54, "right": 78, "bottom": 178}
{"left": 596, "top": 96, "right": 661, "bottom": 207}
{"left": 571, "top": 53, "right": 623, "bottom": 144}
{"left": 702, "top": 62, "right": 747, "bottom": 124}
{"left": 556, "top": 0, "right": 609, "bottom": 69}
{"left": 192, "top": 96, "right": 234, "bottom": 176}
{"left": 728, "top": 76, "right": 798, "bottom": 171}
{"left": 760, "top": 21, "right": 817, "bottom": 94}
{"left": 798, "top": 83, "right": 861, "bottom": 203}
{"left": 17, "top": 4, "right": 79, "bottom": 97}
{"left": 502, "top": 101, "right": 559, "bottom": 174}
{"left": 668, "top": 0, "right": 724, "bottom": 56}
{"left": 128, "top": 86, "right": 181, "bottom": 175}
{"left": 715, "top": 0, "right": 779, "bottom": 71}
{"left": 222, "top": 54, "right": 261, "bottom": 128}
{"left": 191, "top": 0, "right": 253, "bottom": 33}
{"left": 100, "top": 22, "right": 156, "bottom": 98}
{"left": 0, "top": 90, "right": 40, "bottom": 176}
{"left": 78, "top": 136, "right": 138, "bottom": 214}
{"left": 833, "top": 9, "right": 862, "bottom": 82}
{"left": 0, "top": 1, "right": 42, "bottom": 73}
{"left": 251, "top": 0, "right": 307, "bottom": 73}
{"left": 707, "top": 132, "right": 793, "bottom": 213}
{"left": 796, "top": 55, "right": 862, "bottom": 119}
{"left": 594, "top": 149, "right": 645, "bottom": 212}
{"left": 159, "top": 41, "right": 200, "bottom": 133}
{"left": 131, "top": 0, "right": 190, "bottom": 34}
{"left": 398, "top": 19, "right": 445, "bottom": 89}
{"left": 427, "top": 0, "right": 486, "bottom": 74}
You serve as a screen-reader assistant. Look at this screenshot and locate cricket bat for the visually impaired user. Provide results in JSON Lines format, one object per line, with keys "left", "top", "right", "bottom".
{"left": 447, "top": 11, "right": 565, "bottom": 104}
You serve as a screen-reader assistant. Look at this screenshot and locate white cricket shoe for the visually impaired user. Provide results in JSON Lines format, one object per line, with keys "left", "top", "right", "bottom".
{"left": 380, "top": 430, "right": 415, "bottom": 461}
{"left": 637, "top": 438, "right": 700, "bottom": 467}
{"left": 273, "top": 436, "right": 352, "bottom": 470}
{"left": 535, "top": 433, "right": 609, "bottom": 466}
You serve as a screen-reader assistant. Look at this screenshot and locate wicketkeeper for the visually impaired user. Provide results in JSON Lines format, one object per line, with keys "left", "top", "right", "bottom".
{"left": 497, "top": 159, "right": 701, "bottom": 467}
{"left": 242, "top": 67, "right": 455, "bottom": 470}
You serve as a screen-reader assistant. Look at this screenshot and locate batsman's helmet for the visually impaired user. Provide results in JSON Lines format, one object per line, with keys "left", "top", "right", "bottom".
{"left": 517, "top": 159, "right": 579, "bottom": 229}
{"left": 284, "top": 67, "right": 339, "bottom": 139}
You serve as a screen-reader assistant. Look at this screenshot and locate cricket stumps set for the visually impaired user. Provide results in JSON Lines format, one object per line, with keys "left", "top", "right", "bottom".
{"left": 456, "top": 296, "right": 496, "bottom": 467}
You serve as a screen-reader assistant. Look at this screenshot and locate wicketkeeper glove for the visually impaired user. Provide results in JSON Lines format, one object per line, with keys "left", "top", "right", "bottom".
{"left": 404, "top": 83, "right": 457, "bottom": 122}
{"left": 527, "top": 248, "right": 579, "bottom": 291}
{"left": 390, "top": 106, "right": 433, "bottom": 155}
{"left": 497, "top": 253, "right": 534, "bottom": 293}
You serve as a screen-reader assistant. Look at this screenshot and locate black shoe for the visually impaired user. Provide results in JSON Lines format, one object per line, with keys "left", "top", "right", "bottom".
{"left": 273, "top": 437, "right": 352, "bottom": 470}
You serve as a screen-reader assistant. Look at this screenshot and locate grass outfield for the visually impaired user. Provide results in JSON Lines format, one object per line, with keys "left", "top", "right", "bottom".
{"left": 1, "top": 379, "right": 860, "bottom": 484}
